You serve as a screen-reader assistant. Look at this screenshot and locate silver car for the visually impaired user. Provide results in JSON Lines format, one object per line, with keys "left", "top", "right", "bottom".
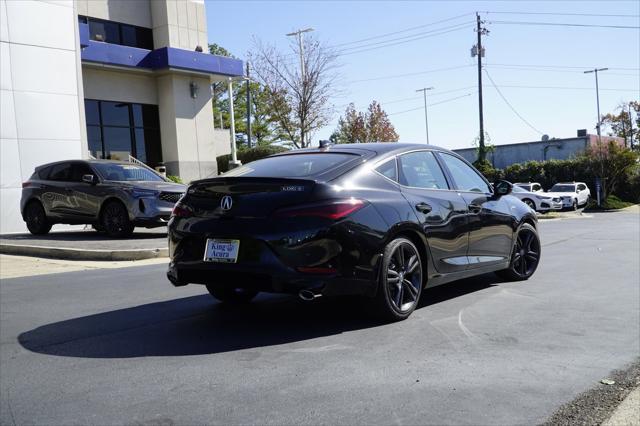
{"left": 20, "top": 160, "right": 186, "bottom": 237}
{"left": 511, "top": 185, "right": 563, "bottom": 212}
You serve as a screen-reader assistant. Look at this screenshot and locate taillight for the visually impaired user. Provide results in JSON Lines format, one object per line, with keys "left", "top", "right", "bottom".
{"left": 171, "top": 203, "right": 193, "bottom": 218}
{"left": 22, "top": 181, "right": 32, "bottom": 188}
{"left": 297, "top": 266, "right": 338, "bottom": 274}
{"left": 273, "top": 198, "right": 366, "bottom": 220}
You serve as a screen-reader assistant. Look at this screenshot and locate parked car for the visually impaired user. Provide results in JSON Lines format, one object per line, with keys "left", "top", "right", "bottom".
{"left": 546, "top": 182, "right": 591, "bottom": 210}
{"left": 167, "top": 143, "right": 540, "bottom": 321}
{"left": 514, "top": 182, "right": 543, "bottom": 193}
{"left": 21, "top": 160, "right": 186, "bottom": 237}
{"left": 511, "top": 186, "right": 563, "bottom": 212}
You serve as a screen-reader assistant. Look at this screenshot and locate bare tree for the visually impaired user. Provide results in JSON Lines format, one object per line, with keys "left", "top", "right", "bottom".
{"left": 249, "top": 35, "right": 339, "bottom": 148}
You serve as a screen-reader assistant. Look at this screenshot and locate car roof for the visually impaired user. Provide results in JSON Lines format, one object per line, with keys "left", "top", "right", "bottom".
{"left": 34, "top": 159, "right": 141, "bottom": 170}
{"left": 272, "top": 143, "right": 454, "bottom": 158}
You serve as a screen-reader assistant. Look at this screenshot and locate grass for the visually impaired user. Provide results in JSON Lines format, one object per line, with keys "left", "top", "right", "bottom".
{"left": 585, "top": 195, "right": 636, "bottom": 211}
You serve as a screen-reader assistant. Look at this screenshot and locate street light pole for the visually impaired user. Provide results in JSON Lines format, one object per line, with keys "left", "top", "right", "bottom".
{"left": 584, "top": 67, "right": 608, "bottom": 206}
{"left": 583, "top": 68, "right": 608, "bottom": 143}
{"left": 286, "top": 27, "right": 313, "bottom": 147}
{"left": 416, "top": 87, "right": 434, "bottom": 144}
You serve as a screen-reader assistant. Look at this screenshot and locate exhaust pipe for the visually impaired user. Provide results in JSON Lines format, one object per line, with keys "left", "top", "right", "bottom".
{"left": 298, "top": 289, "right": 322, "bottom": 301}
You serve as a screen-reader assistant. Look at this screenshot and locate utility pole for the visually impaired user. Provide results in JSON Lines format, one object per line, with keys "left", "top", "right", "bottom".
{"left": 246, "top": 62, "right": 252, "bottom": 149}
{"left": 416, "top": 87, "right": 434, "bottom": 144}
{"left": 472, "top": 12, "right": 489, "bottom": 162}
{"left": 583, "top": 68, "right": 608, "bottom": 143}
{"left": 286, "top": 27, "right": 314, "bottom": 147}
{"left": 584, "top": 67, "right": 608, "bottom": 206}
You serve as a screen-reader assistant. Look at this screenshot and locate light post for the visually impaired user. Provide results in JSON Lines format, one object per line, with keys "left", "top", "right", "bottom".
{"left": 286, "top": 27, "right": 313, "bottom": 147}
{"left": 416, "top": 87, "right": 434, "bottom": 144}
{"left": 584, "top": 67, "right": 608, "bottom": 206}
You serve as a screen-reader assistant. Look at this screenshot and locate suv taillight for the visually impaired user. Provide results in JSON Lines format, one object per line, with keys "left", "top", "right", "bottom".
{"left": 22, "top": 181, "right": 32, "bottom": 188}
{"left": 273, "top": 198, "right": 366, "bottom": 220}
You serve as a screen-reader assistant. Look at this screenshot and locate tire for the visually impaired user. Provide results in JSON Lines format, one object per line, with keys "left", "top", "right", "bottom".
{"left": 92, "top": 224, "right": 105, "bottom": 233}
{"left": 24, "top": 201, "right": 52, "bottom": 235}
{"left": 374, "top": 237, "right": 423, "bottom": 321}
{"left": 522, "top": 198, "right": 536, "bottom": 211}
{"left": 496, "top": 223, "right": 541, "bottom": 281}
{"left": 100, "top": 200, "right": 134, "bottom": 238}
{"left": 572, "top": 199, "right": 578, "bottom": 211}
{"left": 206, "top": 285, "right": 258, "bottom": 304}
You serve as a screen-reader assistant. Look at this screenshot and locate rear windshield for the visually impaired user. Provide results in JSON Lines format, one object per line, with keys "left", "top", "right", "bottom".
{"left": 222, "top": 153, "right": 359, "bottom": 178}
{"left": 92, "top": 163, "right": 164, "bottom": 182}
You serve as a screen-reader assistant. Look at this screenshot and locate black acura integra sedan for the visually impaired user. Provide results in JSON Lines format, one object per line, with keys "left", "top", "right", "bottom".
{"left": 167, "top": 143, "right": 540, "bottom": 321}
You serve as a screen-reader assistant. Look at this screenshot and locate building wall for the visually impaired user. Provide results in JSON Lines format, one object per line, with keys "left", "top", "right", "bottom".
{"left": 76, "top": 0, "right": 152, "bottom": 28}
{"left": 454, "top": 138, "right": 591, "bottom": 169}
{"left": 0, "top": 0, "right": 85, "bottom": 234}
{"left": 150, "top": 0, "right": 207, "bottom": 50}
{"left": 82, "top": 67, "right": 157, "bottom": 105}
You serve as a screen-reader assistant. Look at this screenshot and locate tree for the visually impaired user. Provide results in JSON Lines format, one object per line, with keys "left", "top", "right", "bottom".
{"left": 249, "top": 35, "right": 339, "bottom": 148}
{"left": 580, "top": 141, "right": 640, "bottom": 199}
{"left": 601, "top": 101, "right": 639, "bottom": 148}
{"left": 330, "top": 101, "right": 398, "bottom": 143}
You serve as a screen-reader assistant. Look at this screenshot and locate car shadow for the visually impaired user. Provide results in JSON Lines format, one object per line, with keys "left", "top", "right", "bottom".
{"left": 1, "top": 230, "right": 166, "bottom": 241}
{"left": 18, "top": 274, "right": 498, "bottom": 359}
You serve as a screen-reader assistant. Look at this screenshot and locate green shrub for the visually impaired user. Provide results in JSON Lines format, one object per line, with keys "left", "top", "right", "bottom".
{"left": 166, "top": 175, "right": 183, "bottom": 184}
{"left": 216, "top": 146, "right": 289, "bottom": 174}
{"left": 586, "top": 195, "right": 635, "bottom": 210}
{"left": 473, "top": 159, "right": 503, "bottom": 182}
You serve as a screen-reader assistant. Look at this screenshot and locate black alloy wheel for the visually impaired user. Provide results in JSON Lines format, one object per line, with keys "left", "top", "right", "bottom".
{"left": 375, "top": 237, "right": 423, "bottom": 321}
{"left": 522, "top": 199, "right": 536, "bottom": 210}
{"left": 206, "top": 285, "right": 258, "bottom": 304}
{"left": 101, "top": 200, "right": 134, "bottom": 238}
{"left": 24, "top": 201, "right": 51, "bottom": 235}
{"left": 497, "top": 223, "right": 541, "bottom": 281}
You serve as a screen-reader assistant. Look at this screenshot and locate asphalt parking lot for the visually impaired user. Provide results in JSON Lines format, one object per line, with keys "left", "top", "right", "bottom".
{"left": 1, "top": 209, "right": 638, "bottom": 425}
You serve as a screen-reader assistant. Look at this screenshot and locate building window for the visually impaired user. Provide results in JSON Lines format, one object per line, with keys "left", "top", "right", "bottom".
{"left": 78, "top": 16, "right": 154, "bottom": 50}
{"left": 84, "top": 100, "right": 162, "bottom": 167}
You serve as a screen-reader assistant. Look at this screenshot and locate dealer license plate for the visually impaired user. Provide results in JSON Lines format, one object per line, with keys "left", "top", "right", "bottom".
{"left": 204, "top": 239, "right": 240, "bottom": 263}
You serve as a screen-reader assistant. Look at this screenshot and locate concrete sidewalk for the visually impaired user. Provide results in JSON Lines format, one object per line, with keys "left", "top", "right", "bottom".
{"left": 0, "top": 227, "right": 168, "bottom": 261}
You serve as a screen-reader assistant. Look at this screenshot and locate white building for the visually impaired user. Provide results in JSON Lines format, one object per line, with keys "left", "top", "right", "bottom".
{"left": 0, "top": 0, "right": 241, "bottom": 234}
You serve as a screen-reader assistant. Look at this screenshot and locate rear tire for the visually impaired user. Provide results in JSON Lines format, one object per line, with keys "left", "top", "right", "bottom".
{"left": 100, "top": 200, "right": 134, "bottom": 238}
{"left": 206, "top": 285, "right": 258, "bottom": 304}
{"left": 496, "top": 223, "right": 541, "bottom": 281}
{"left": 373, "top": 237, "right": 423, "bottom": 322}
{"left": 24, "top": 201, "right": 51, "bottom": 235}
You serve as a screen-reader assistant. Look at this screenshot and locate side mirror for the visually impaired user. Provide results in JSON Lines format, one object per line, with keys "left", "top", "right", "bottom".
{"left": 82, "top": 174, "right": 98, "bottom": 185}
{"left": 493, "top": 180, "right": 512, "bottom": 197}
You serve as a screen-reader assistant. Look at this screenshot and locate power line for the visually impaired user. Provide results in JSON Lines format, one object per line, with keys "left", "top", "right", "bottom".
{"left": 484, "top": 65, "right": 637, "bottom": 76}
{"left": 332, "top": 13, "right": 474, "bottom": 48}
{"left": 485, "top": 84, "right": 634, "bottom": 92}
{"left": 336, "top": 24, "right": 474, "bottom": 56}
{"left": 483, "top": 69, "right": 544, "bottom": 135}
{"left": 483, "top": 11, "right": 640, "bottom": 18}
{"left": 491, "top": 20, "right": 640, "bottom": 29}
{"left": 335, "top": 86, "right": 477, "bottom": 110}
{"left": 387, "top": 93, "right": 475, "bottom": 116}
{"left": 485, "top": 63, "right": 640, "bottom": 71}
{"left": 347, "top": 64, "right": 474, "bottom": 84}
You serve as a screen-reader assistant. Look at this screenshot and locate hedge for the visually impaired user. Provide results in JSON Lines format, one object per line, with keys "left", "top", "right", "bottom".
{"left": 216, "top": 145, "right": 289, "bottom": 174}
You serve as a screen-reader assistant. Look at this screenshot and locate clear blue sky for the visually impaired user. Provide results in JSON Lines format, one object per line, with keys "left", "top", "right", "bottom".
{"left": 206, "top": 1, "right": 639, "bottom": 149}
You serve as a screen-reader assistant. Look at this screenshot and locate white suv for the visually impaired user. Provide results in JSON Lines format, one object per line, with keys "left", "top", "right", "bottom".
{"left": 546, "top": 182, "right": 591, "bottom": 210}
{"left": 515, "top": 182, "right": 543, "bottom": 193}
{"left": 511, "top": 186, "right": 563, "bottom": 212}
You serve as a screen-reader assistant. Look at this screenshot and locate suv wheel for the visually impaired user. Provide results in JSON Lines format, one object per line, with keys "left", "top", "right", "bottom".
{"left": 101, "top": 200, "right": 134, "bottom": 238}
{"left": 374, "top": 237, "right": 423, "bottom": 321}
{"left": 522, "top": 198, "right": 536, "bottom": 210}
{"left": 24, "top": 201, "right": 51, "bottom": 235}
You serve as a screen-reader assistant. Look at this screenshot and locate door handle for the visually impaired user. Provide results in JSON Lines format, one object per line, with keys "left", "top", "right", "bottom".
{"left": 415, "top": 202, "right": 432, "bottom": 213}
{"left": 469, "top": 203, "right": 482, "bottom": 214}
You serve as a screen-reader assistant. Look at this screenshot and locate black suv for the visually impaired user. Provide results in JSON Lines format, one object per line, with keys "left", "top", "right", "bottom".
{"left": 21, "top": 160, "right": 186, "bottom": 237}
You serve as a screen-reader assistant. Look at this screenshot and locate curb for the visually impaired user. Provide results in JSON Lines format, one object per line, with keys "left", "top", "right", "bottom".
{"left": 0, "top": 244, "right": 168, "bottom": 261}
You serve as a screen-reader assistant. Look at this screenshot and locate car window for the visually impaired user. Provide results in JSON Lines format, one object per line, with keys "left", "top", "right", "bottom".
{"left": 222, "top": 153, "right": 359, "bottom": 178}
{"left": 71, "top": 163, "right": 95, "bottom": 182}
{"left": 48, "top": 163, "right": 73, "bottom": 182}
{"left": 578, "top": 184, "right": 587, "bottom": 191}
{"left": 375, "top": 159, "right": 397, "bottom": 182}
{"left": 533, "top": 184, "right": 541, "bottom": 191}
{"left": 92, "top": 163, "right": 164, "bottom": 182}
{"left": 550, "top": 184, "right": 575, "bottom": 192}
{"left": 518, "top": 184, "right": 531, "bottom": 191}
{"left": 35, "top": 166, "right": 53, "bottom": 180}
{"left": 397, "top": 151, "right": 448, "bottom": 189}
{"left": 439, "top": 153, "right": 491, "bottom": 193}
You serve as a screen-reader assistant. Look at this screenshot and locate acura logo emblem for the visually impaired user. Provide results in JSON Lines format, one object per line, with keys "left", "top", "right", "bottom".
{"left": 220, "top": 195, "right": 233, "bottom": 211}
